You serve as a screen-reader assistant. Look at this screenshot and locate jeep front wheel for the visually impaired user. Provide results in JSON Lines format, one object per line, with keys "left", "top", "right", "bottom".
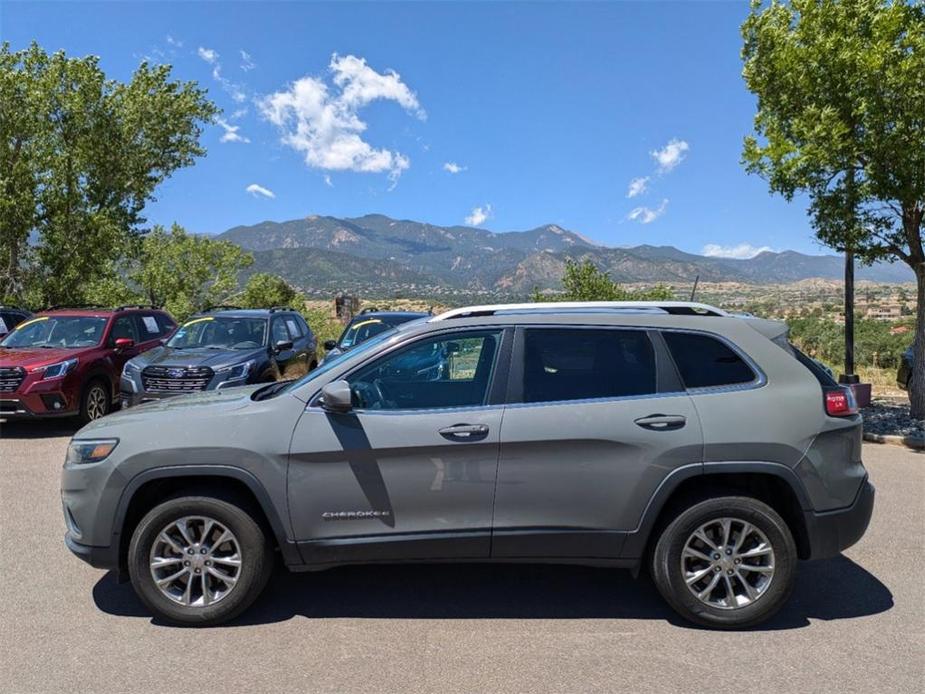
{"left": 128, "top": 496, "right": 273, "bottom": 626}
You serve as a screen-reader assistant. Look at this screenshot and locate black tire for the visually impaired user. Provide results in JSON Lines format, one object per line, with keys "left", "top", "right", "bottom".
{"left": 128, "top": 496, "right": 273, "bottom": 627}
{"left": 78, "top": 379, "right": 110, "bottom": 424}
{"left": 651, "top": 496, "right": 797, "bottom": 629}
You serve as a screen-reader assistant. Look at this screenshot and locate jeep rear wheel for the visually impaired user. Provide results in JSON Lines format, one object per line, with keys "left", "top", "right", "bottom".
{"left": 651, "top": 496, "right": 797, "bottom": 629}
{"left": 128, "top": 496, "right": 272, "bottom": 626}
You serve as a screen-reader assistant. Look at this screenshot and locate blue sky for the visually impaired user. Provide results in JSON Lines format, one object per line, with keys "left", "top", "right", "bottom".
{"left": 5, "top": 1, "right": 823, "bottom": 257}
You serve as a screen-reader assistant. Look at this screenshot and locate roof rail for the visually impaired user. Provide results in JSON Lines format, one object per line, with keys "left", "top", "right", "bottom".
{"left": 269, "top": 306, "right": 300, "bottom": 313}
{"left": 359, "top": 307, "right": 380, "bottom": 314}
{"left": 431, "top": 301, "right": 729, "bottom": 321}
{"left": 114, "top": 304, "right": 159, "bottom": 312}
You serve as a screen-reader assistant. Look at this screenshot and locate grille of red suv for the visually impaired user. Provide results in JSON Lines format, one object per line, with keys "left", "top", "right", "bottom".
{"left": 141, "top": 366, "right": 214, "bottom": 393}
{"left": 0, "top": 366, "right": 25, "bottom": 392}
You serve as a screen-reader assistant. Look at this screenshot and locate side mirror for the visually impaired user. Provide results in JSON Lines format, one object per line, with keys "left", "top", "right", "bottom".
{"left": 323, "top": 339, "right": 338, "bottom": 351}
{"left": 274, "top": 340, "right": 293, "bottom": 352}
{"left": 320, "top": 380, "right": 352, "bottom": 412}
{"left": 114, "top": 337, "right": 135, "bottom": 350}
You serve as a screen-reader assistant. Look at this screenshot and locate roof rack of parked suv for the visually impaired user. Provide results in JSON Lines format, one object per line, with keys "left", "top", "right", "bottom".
{"left": 432, "top": 301, "right": 730, "bottom": 321}
{"left": 200, "top": 305, "right": 243, "bottom": 312}
{"left": 268, "top": 306, "right": 300, "bottom": 313}
{"left": 114, "top": 304, "right": 160, "bottom": 311}
{"left": 358, "top": 307, "right": 380, "bottom": 314}
{"left": 44, "top": 304, "right": 109, "bottom": 311}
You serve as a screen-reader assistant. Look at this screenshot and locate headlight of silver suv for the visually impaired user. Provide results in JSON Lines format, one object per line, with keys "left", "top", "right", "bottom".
{"left": 30, "top": 357, "right": 78, "bottom": 380}
{"left": 66, "top": 438, "right": 119, "bottom": 465}
{"left": 122, "top": 361, "right": 141, "bottom": 377}
{"left": 215, "top": 359, "right": 255, "bottom": 382}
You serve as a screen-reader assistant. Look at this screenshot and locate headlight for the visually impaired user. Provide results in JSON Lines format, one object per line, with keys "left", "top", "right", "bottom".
{"left": 215, "top": 359, "right": 255, "bottom": 381}
{"left": 30, "top": 358, "right": 78, "bottom": 380}
{"left": 66, "top": 438, "right": 119, "bottom": 465}
{"left": 122, "top": 361, "right": 141, "bottom": 377}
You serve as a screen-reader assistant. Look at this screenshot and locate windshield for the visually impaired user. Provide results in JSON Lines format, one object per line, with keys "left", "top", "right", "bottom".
{"left": 0, "top": 316, "right": 107, "bottom": 349}
{"left": 339, "top": 318, "right": 396, "bottom": 348}
{"left": 278, "top": 325, "right": 399, "bottom": 396}
{"left": 167, "top": 316, "right": 267, "bottom": 350}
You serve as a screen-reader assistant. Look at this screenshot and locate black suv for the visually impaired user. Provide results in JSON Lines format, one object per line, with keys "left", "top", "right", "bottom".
{"left": 120, "top": 307, "right": 316, "bottom": 407}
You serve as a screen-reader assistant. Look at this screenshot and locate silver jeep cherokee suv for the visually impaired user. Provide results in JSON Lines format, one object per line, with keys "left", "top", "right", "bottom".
{"left": 62, "top": 302, "right": 874, "bottom": 628}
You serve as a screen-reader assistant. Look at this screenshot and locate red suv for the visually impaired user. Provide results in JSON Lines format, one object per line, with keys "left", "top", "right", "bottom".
{"left": 0, "top": 305, "right": 176, "bottom": 423}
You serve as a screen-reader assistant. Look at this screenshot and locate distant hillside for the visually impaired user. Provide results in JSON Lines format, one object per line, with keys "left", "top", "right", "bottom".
{"left": 219, "top": 214, "right": 913, "bottom": 296}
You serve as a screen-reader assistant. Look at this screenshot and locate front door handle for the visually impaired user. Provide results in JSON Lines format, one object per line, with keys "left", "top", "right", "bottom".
{"left": 634, "top": 414, "right": 687, "bottom": 431}
{"left": 438, "top": 423, "right": 489, "bottom": 440}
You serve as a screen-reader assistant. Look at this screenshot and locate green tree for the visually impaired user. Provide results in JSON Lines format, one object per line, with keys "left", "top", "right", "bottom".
{"left": 532, "top": 258, "right": 674, "bottom": 302}
{"left": 0, "top": 42, "right": 218, "bottom": 307}
{"left": 130, "top": 224, "right": 253, "bottom": 321}
{"left": 741, "top": 0, "right": 925, "bottom": 415}
{"left": 239, "top": 273, "right": 302, "bottom": 309}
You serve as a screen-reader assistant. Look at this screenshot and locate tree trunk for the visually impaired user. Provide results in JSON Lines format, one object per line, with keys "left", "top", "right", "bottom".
{"left": 911, "top": 265, "right": 925, "bottom": 420}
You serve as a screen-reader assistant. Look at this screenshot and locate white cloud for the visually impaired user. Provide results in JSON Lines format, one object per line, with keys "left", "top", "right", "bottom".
{"left": 465, "top": 204, "right": 493, "bottom": 226}
{"left": 197, "top": 47, "right": 218, "bottom": 64}
{"left": 217, "top": 118, "right": 250, "bottom": 143}
{"left": 627, "top": 199, "right": 668, "bottom": 224}
{"left": 626, "top": 176, "right": 649, "bottom": 198}
{"left": 245, "top": 183, "right": 275, "bottom": 199}
{"left": 259, "top": 53, "right": 424, "bottom": 184}
{"left": 240, "top": 50, "right": 256, "bottom": 72}
{"left": 197, "top": 47, "right": 247, "bottom": 102}
{"left": 443, "top": 162, "right": 466, "bottom": 174}
{"left": 651, "top": 138, "right": 690, "bottom": 173}
{"left": 166, "top": 35, "right": 183, "bottom": 48}
{"left": 323, "top": 174, "right": 333, "bottom": 187}
{"left": 701, "top": 243, "right": 773, "bottom": 259}
{"left": 229, "top": 108, "right": 248, "bottom": 120}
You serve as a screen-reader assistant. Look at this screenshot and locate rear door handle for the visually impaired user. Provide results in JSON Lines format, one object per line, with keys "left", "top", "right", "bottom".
{"left": 439, "top": 423, "right": 489, "bottom": 440}
{"left": 634, "top": 414, "right": 687, "bottom": 431}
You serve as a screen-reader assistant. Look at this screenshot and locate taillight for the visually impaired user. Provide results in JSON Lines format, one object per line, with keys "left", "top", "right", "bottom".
{"left": 825, "top": 387, "right": 858, "bottom": 417}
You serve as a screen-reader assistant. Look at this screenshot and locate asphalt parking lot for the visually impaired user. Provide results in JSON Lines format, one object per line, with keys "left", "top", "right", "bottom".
{"left": 1, "top": 422, "right": 922, "bottom": 694}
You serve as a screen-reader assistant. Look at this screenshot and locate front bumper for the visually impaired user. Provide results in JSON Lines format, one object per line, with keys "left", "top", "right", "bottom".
{"left": 65, "top": 532, "right": 120, "bottom": 571}
{"left": 0, "top": 395, "right": 77, "bottom": 418}
{"left": 803, "top": 478, "right": 875, "bottom": 560}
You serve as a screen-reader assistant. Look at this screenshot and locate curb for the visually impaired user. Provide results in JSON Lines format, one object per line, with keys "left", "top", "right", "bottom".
{"left": 863, "top": 432, "right": 925, "bottom": 450}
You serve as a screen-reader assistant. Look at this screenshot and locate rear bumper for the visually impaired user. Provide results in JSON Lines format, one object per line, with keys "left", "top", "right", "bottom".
{"left": 804, "top": 478, "right": 875, "bottom": 560}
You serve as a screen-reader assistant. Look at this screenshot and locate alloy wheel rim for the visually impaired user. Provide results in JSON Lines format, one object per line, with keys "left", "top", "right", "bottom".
{"left": 87, "top": 386, "right": 107, "bottom": 420}
{"left": 149, "top": 516, "right": 242, "bottom": 607}
{"left": 681, "top": 517, "right": 775, "bottom": 610}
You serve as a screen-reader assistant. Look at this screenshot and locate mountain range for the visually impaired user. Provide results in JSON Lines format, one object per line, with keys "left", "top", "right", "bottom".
{"left": 216, "top": 214, "right": 913, "bottom": 297}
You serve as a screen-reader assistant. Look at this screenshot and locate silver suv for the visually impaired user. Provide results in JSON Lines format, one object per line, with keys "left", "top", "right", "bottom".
{"left": 62, "top": 302, "right": 874, "bottom": 628}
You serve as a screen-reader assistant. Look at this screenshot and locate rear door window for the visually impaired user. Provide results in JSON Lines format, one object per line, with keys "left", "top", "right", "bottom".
{"left": 271, "top": 317, "right": 291, "bottom": 344}
{"left": 522, "top": 328, "right": 657, "bottom": 403}
{"left": 136, "top": 313, "right": 164, "bottom": 340}
{"left": 662, "top": 331, "right": 755, "bottom": 389}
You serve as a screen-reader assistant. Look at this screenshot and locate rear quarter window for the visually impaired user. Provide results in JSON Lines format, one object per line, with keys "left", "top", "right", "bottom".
{"left": 662, "top": 331, "right": 756, "bottom": 389}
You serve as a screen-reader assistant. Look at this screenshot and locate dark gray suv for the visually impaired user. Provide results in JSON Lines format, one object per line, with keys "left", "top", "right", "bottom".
{"left": 61, "top": 302, "right": 874, "bottom": 628}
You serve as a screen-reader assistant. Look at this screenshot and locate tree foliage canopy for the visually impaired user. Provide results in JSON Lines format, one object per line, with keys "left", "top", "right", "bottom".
{"left": 239, "top": 272, "right": 303, "bottom": 310}
{"left": 130, "top": 224, "right": 253, "bottom": 321}
{"left": 742, "top": 0, "right": 924, "bottom": 263}
{"left": 0, "top": 42, "right": 218, "bottom": 306}
{"left": 534, "top": 259, "right": 674, "bottom": 302}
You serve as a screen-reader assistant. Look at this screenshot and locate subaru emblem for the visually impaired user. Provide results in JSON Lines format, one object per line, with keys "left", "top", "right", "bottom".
{"left": 167, "top": 368, "right": 185, "bottom": 378}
